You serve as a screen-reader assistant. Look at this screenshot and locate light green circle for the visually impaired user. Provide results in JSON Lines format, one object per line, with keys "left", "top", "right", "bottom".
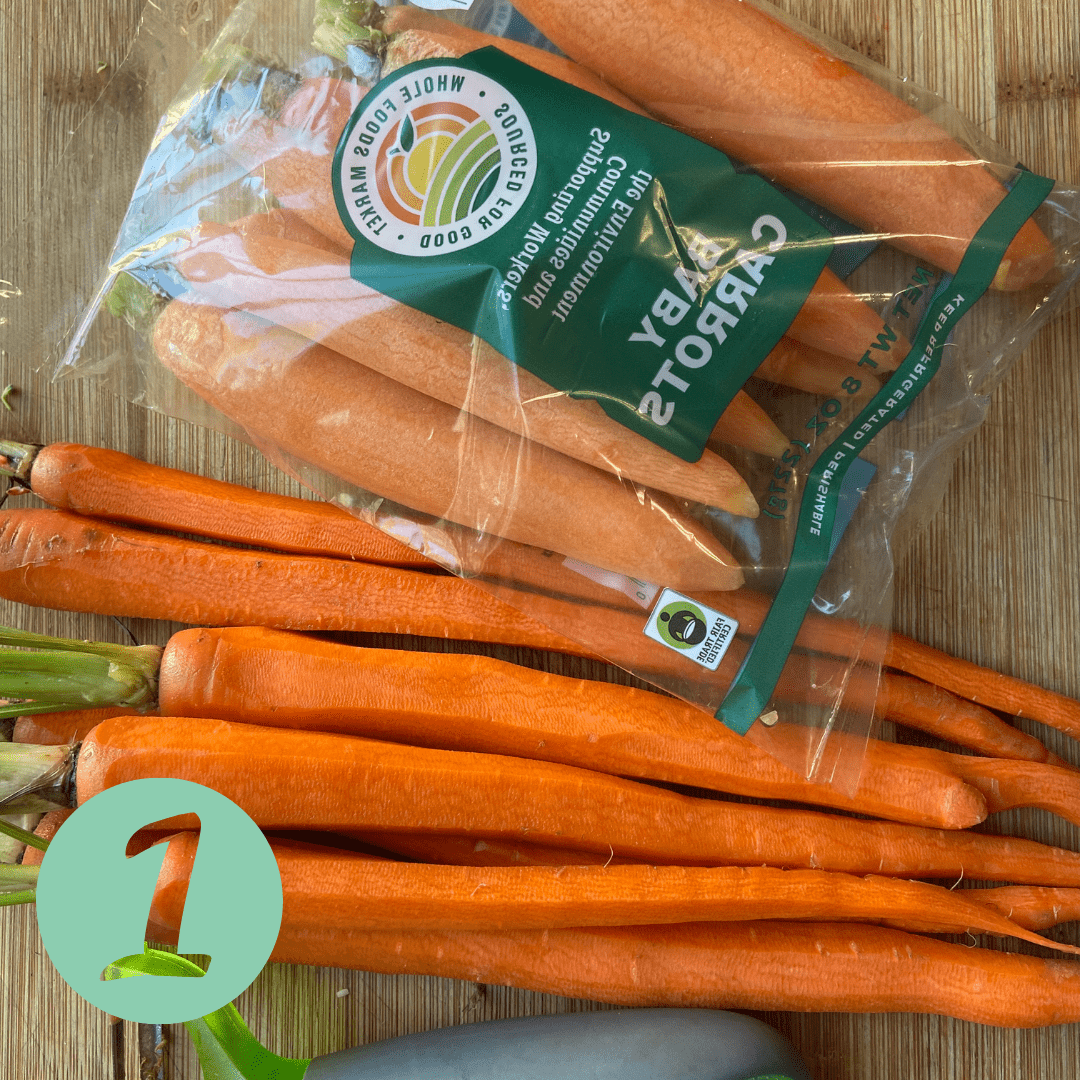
{"left": 36, "top": 777, "right": 283, "bottom": 1024}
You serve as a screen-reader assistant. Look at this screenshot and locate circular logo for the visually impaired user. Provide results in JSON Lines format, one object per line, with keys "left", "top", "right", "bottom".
{"left": 655, "top": 600, "right": 709, "bottom": 649}
{"left": 334, "top": 62, "right": 537, "bottom": 256}
{"left": 36, "top": 778, "right": 282, "bottom": 1024}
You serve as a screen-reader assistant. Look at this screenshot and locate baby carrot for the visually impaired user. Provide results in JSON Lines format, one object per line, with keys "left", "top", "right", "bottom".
{"left": 152, "top": 297, "right": 744, "bottom": 590}
{"left": 174, "top": 213, "right": 761, "bottom": 512}
{"left": 148, "top": 831, "right": 1073, "bottom": 950}
{"left": 269, "top": 920, "right": 1080, "bottom": 1027}
{"left": 373, "top": 6, "right": 912, "bottom": 366}
{"left": 72, "top": 715, "right": 1080, "bottom": 885}
{"left": 0, "top": 439, "right": 434, "bottom": 568}
{"left": 510, "top": 0, "right": 1056, "bottom": 290}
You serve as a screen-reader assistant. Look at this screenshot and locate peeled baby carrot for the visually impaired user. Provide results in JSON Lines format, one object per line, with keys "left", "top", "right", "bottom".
{"left": 152, "top": 297, "right": 744, "bottom": 590}
{"left": 174, "top": 212, "right": 762, "bottom": 511}
{"left": 159, "top": 625, "right": 986, "bottom": 829}
{"left": 270, "top": 920, "right": 1080, "bottom": 1027}
{"left": 73, "top": 715, "right": 1080, "bottom": 885}
{"left": 0, "top": 439, "right": 434, "bottom": 568}
{"left": 510, "top": 0, "right": 1056, "bottom": 290}
{"left": 148, "top": 831, "right": 1072, "bottom": 950}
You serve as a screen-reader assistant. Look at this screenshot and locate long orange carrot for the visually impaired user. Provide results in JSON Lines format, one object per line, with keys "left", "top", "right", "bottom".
{"left": 174, "top": 211, "right": 765, "bottom": 509}
{"left": 151, "top": 297, "right": 744, "bottom": 591}
{"left": 269, "top": 920, "right": 1080, "bottom": 1027}
{"left": 510, "top": 0, "right": 1056, "bottom": 290}
{"left": 157, "top": 625, "right": 987, "bottom": 829}
{"left": 1, "top": 440, "right": 434, "bottom": 567}
{"left": 72, "top": 715, "right": 1080, "bottom": 885}
{"left": 343, "top": 831, "right": 637, "bottom": 868}
{"left": 147, "top": 831, "right": 1073, "bottom": 950}
{"left": 0, "top": 506, "right": 604, "bottom": 654}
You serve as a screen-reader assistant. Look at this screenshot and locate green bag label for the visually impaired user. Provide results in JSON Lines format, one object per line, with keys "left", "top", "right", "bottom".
{"left": 333, "top": 47, "right": 833, "bottom": 462}
{"left": 716, "top": 168, "right": 1057, "bottom": 735}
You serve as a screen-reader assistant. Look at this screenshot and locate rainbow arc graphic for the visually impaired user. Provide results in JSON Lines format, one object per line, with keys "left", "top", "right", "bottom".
{"left": 376, "top": 102, "right": 502, "bottom": 227}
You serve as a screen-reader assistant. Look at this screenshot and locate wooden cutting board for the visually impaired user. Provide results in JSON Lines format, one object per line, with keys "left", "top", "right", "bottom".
{"left": 1, "top": 1, "right": 1078, "bottom": 1077}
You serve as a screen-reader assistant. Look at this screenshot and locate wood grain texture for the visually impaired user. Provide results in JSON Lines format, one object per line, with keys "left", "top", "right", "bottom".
{"left": 2, "top": 0, "right": 1079, "bottom": 1077}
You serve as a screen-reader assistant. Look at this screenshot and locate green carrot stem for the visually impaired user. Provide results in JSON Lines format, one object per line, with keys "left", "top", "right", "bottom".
{"left": 0, "top": 438, "right": 39, "bottom": 485}
{"left": 0, "top": 817, "right": 48, "bottom": 852}
{"left": 0, "top": 864, "right": 40, "bottom": 887}
{"left": 0, "top": 626, "right": 160, "bottom": 715}
{"left": 313, "top": 0, "right": 388, "bottom": 62}
{"left": 0, "top": 889, "right": 37, "bottom": 908}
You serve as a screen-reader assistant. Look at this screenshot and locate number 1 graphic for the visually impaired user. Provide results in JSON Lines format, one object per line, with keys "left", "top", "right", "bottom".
{"left": 37, "top": 777, "right": 282, "bottom": 1023}
{"left": 101, "top": 821, "right": 211, "bottom": 981}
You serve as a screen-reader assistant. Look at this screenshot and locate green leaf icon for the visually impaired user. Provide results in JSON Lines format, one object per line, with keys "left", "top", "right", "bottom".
{"left": 400, "top": 114, "right": 414, "bottom": 153}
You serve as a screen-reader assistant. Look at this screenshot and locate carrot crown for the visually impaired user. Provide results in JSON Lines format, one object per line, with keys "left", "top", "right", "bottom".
{"left": 0, "top": 625, "right": 161, "bottom": 720}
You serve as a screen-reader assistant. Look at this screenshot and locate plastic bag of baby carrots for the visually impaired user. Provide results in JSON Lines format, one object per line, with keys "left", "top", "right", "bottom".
{"left": 18, "top": 0, "right": 1080, "bottom": 786}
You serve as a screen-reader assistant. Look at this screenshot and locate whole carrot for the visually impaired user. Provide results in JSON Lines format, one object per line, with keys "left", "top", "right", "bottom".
{"left": 0, "top": 439, "right": 434, "bottom": 568}
{"left": 70, "top": 715, "right": 1080, "bottom": 885}
{"left": 0, "top": 506, "right": 605, "bottom": 654}
{"left": 510, "top": 0, "right": 1056, "bottom": 290}
{"left": 12, "top": 707, "right": 151, "bottom": 747}
{"left": 972, "top": 885, "right": 1080, "bottom": 933}
{"left": 268, "top": 920, "right": 1080, "bottom": 1028}
{"left": 151, "top": 297, "right": 744, "bottom": 591}
{"left": 344, "top": 831, "right": 637, "bottom": 868}
{"left": 157, "top": 625, "right": 987, "bottom": 829}
{"left": 148, "top": 831, "right": 1073, "bottom": 950}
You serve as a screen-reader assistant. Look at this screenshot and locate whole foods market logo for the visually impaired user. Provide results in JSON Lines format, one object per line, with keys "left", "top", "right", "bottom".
{"left": 334, "top": 62, "right": 537, "bottom": 257}
{"left": 643, "top": 588, "right": 739, "bottom": 672}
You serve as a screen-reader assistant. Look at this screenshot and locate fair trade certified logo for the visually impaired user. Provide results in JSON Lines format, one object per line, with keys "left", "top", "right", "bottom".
{"left": 644, "top": 588, "right": 739, "bottom": 671}
{"left": 335, "top": 62, "right": 537, "bottom": 256}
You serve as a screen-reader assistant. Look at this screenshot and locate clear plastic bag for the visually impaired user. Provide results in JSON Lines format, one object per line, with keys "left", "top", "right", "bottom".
{"left": 11, "top": 0, "right": 1080, "bottom": 787}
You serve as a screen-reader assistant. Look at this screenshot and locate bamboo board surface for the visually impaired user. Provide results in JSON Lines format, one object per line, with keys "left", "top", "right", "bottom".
{"left": 1, "top": 0, "right": 1079, "bottom": 1077}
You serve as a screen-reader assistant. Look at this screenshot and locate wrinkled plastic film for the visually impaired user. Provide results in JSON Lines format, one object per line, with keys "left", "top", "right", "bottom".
{"left": 7, "top": 0, "right": 1078, "bottom": 789}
